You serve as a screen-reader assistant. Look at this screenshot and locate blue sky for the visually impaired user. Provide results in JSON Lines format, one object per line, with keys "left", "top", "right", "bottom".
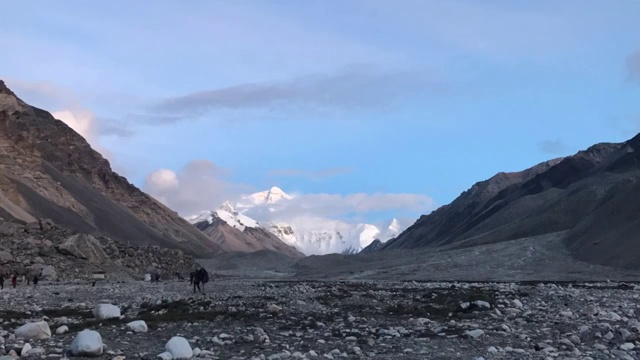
{"left": 1, "top": 0, "right": 639, "bottom": 223}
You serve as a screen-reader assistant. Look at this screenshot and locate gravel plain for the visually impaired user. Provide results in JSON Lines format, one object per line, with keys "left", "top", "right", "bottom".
{"left": 2, "top": 278, "right": 640, "bottom": 360}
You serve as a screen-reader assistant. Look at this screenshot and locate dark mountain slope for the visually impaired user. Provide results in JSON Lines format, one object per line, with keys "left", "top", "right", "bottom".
{"left": 383, "top": 134, "right": 640, "bottom": 269}
{"left": 194, "top": 216, "right": 305, "bottom": 259}
{"left": 0, "top": 80, "right": 221, "bottom": 256}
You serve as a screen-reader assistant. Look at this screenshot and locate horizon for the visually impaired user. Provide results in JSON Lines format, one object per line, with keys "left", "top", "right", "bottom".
{"left": 2, "top": 0, "right": 639, "bottom": 227}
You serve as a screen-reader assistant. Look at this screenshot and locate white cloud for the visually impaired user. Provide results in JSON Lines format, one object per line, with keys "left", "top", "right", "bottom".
{"left": 52, "top": 109, "right": 113, "bottom": 162}
{"left": 144, "top": 160, "right": 252, "bottom": 216}
{"left": 143, "top": 160, "right": 434, "bottom": 226}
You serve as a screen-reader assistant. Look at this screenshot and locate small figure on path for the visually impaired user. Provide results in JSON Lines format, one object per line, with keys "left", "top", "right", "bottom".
{"left": 11, "top": 274, "right": 17, "bottom": 288}
{"left": 33, "top": 274, "right": 39, "bottom": 286}
{"left": 192, "top": 267, "right": 209, "bottom": 293}
{"left": 0, "top": 274, "right": 4, "bottom": 289}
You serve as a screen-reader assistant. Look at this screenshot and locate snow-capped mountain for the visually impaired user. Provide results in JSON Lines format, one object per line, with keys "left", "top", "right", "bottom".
{"left": 186, "top": 201, "right": 259, "bottom": 232}
{"left": 187, "top": 186, "right": 409, "bottom": 256}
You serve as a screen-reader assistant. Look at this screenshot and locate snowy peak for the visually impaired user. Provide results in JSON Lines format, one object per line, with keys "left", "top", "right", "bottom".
{"left": 247, "top": 186, "right": 293, "bottom": 205}
{"left": 219, "top": 201, "right": 236, "bottom": 213}
{"left": 388, "top": 218, "right": 400, "bottom": 233}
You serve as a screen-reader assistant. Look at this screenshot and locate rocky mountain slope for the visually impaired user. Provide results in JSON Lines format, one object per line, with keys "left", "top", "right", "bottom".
{"left": 0, "top": 219, "right": 193, "bottom": 281}
{"left": 190, "top": 187, "right": 406, "bottom": 255}
{"left": 382, "top": 134, "right": 640, "bottom": 269}
{"left": 0, "top": 80, "right": 221, "bottom": 257}
{"left": 191, "top": 206, "right": 304, "bottom": 259}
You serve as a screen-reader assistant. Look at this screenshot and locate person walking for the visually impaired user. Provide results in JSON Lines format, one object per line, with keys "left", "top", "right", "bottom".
{"left": 11, "top": 274, "right": 17, "bottom": 288}
{"left": 0, "top": 274, "right": 4, "bottom": 290}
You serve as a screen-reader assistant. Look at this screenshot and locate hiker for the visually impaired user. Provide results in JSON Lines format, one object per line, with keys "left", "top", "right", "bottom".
{"left": 33, "top": 274, "right": 39, "bottom": 286}
{"left": 0, "top": 274, "right": 4, "bottom": 290}
{"left": 192, "top": 267, "right": 209, "bottom": 293}
{"left": 11, "top": 274, "right": 17, "bottom": 288}
{"left": 154, "top": 272, "right": 160, "bottom": 282}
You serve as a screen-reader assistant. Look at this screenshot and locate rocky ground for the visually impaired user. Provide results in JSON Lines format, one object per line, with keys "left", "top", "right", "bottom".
{"left": 0, "top": 220, "right": 194, "bottom": 281}
{"left": 1, "top": 279, "right": 640, "bottom": 359}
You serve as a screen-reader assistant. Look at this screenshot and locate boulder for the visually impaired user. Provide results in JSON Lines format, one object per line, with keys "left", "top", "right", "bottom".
{"left": 24, "top": 222, "right": 41, "bottom": 234}
{"left": 126, "top": 320, "right": 148, "bottom": 333}
{"left": 20, "top": 343, "right": 31, "bottom": 357}
{"left": 15, "top": 321, "right": 51, "bottom": 340}
{"left": 70, "top": 330, "right": 104, "bottom": 357}
{"left": 267, "top": 304, "right": 282, "bottom": 314}
{"left": 0, "top": 222, "right": 23, "bottom": 237}
{"left": 93, "top": 304, "right": 121, "bottom": 320}
{"left": 157, "top": 352, "right": 173, "bottom": 360}
{"left": 56, "top": 326, "right": 69, "bottom": 335}
{"left": 24, "top": 348, "right": 45, "bottom": 358}
{"left": 57, "top": 234, "right": 108, "bottom": 264}
{"left": 165, "top": 337, "right": 193, "bottom": 359}
{"left": 29, "top": 265, "right": 57, "bottom": 280}
{"left": 0, "top": 250, "right": 12, "bottom": 264}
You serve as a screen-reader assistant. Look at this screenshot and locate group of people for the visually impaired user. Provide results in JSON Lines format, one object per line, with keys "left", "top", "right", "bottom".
{"left": 0, "top": 271, "right": 41, "bottom": 290}
{"left": 189, "top": 266, "right": 210, "bottom": 293}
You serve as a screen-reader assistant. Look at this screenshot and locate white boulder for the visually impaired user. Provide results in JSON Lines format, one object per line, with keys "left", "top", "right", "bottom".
{"left": 165, "top": 337, "right": 193, "bottom": 359}
{"left": 93, "top": 304, "right": 121, "bottom": 320}
{"left": 56, "top": 326, "right": 69, "bottom": 335}
{"left": 15, "top": 321, "right": 52, "bottom": 340}
{"left": 20, "top": 343, "right": 32, "bottom": 357}
{"left": 126, "top": 320, "right": 148, "bottom": 333}
{"left": 70, "top": 330, "right": 104, "bottom": 357}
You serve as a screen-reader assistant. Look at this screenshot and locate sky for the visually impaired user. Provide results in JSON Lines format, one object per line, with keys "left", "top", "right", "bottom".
{"left": 1, "top": 0, "right": 639, "bottom": 225}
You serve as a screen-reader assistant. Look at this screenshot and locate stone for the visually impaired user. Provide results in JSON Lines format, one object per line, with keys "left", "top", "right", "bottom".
{"left": 165, "top": 337, "right": 193, "bottom": 359}
{"left": 267, "top": 304, "right": 282, "bottom": 314}
{"left": 157, "top": 353, "right": 172, "bottom": 360}
{"left": 0, "top": 250, "right": 13, "bottom": 264}
{"left": 93, "top": 304, "right": 121, "bottom": 320}
{"left": 70, "top": 330, "right": 104, "bottom": 357}
{"left": 21, "top": 344, "right": 32, "bottom": 357}
{"left": 25, "top": 348, "right": 45, "bottom": 358}
{"left": 57, "top": 234, "right": 108, "bottom": 264}
{"left": 583, "top": 305, "right": 598, "bottom": 317}
{"left": 621, "top": 343, "right": 635, "bottom": 351}
{"left": 56, "top": 326, "right": 69, "bottom": 335}
{"left": 465, "top": 330, "right": 485, "bottom": 339}
{"left": 512, "top": 299, "right": 523, "bottom": 308}
{"left": 126, "top": 321, "right": 148, "bottom": 333}
{"left": 473, "top": 300, "right": 491, "bottom": 309}
{"left": 15, "top": 321, "right": 52, "bottom": 340}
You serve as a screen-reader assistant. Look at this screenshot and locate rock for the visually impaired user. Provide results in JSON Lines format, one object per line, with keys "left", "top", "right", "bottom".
{"left": 465, "top": 330, "right": 485, "bottom": 339}
{"left": 198, "top": 351, "right": 214, "bottom": 358}
{"left": 192, "top": 349, "right": 201, "bottom": 357}
{"left": 126, "top": 321, "right": 148, "bottom": 333}
{"left": 621, "top": 343, "right": 635, "bottom": 351}
{"left": 473, "top": 300, "right": 491, "bottom": 309}
{"left": 0, "top": 222, "right": 23, "bottom": 237}
{"left": 583, "top": 305, "right": 598, "bottom": 316}
{"left": 512, "top": 299, "right": 523, "bottom": 308}
{"left": 56, "top": 326, "right": 69, "bottom": 335}
{"left": 21, "top": 344, "right": 32, "bottom": 357}
{"left": 15, "top": 321, "right": 52, "bottom": 340}
{"left": 25, "top": 348, "right": 45, "bottom": 358}
{"left": 157, "top": 353, "right": 173, "bottom": 360}
{"left": 165, "top": 337, "right": 193, "bottom": 359}
{"left": 93, "top": 304, "right": 121, "bottom": 320}
{"left": 70, "top": 330, "right": 104, "bottom": 357}
{"left": 267, "top": 304, "right": 282, "bottom": 314}
{"left": 57, "top": 234, "right": 108, "bottom": 264}
{"left": 36, "top": 265, "right": 57, "bottom": 280}
{"left": 0, "top": 250, "right": 13, "bottom": 264}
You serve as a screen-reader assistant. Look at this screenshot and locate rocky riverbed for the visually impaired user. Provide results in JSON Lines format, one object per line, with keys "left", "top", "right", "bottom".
{"left": 1, "top": 280, "right": 639, "bottom": 359}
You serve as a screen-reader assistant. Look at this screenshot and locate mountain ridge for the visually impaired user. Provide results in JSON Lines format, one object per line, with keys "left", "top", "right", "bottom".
{"left": 382, "top": 134, "right": 640, "bottom": 269}
{"left": 0, "top": 80, "right": 221, "bottom": 256}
